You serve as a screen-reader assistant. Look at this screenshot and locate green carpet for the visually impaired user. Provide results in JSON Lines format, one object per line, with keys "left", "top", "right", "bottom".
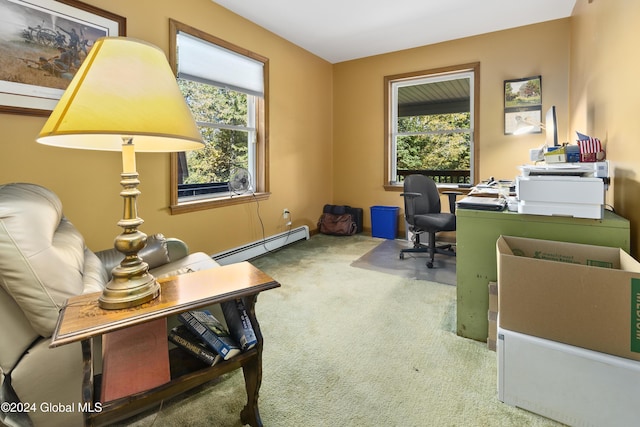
{"left": 124, "top": 234, "right": 562, "bottom": 427}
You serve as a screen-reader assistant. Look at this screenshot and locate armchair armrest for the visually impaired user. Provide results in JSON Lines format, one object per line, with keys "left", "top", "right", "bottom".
{"left": 95, "top": 233, "right": 180, "bottom": 275}
{"left": 166, "top": 237, "right": 189, "bottom": 261}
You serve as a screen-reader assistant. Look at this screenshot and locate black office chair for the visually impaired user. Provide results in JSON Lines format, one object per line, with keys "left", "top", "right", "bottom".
{"left": 399, "top": 174, "right": 460, "bottom": 268}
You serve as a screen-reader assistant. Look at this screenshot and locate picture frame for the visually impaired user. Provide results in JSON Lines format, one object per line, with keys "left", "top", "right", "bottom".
{"left": 504, "top": 75, "right": 542, "bottom": 135}
{"left": 0, "top": 0, "right": 126, "bottom": 116}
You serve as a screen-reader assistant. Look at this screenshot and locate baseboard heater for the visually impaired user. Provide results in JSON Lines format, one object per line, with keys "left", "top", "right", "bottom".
{"left": 211, "top": 225, "right": 310, "bottom": 265}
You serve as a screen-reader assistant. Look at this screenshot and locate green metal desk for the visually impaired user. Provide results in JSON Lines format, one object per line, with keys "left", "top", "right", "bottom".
{"left": 456, "top": 209, "right": 630, "bottom": 341}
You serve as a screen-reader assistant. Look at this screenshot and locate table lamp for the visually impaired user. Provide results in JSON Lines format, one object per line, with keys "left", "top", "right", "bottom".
{"left": 37, "top": 37, "right": 204, "bottom": 309}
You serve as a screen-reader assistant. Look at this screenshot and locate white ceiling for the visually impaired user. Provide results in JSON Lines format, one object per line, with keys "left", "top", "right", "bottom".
{"left": 211, "top": 0, "right": 576, "bottom": 64}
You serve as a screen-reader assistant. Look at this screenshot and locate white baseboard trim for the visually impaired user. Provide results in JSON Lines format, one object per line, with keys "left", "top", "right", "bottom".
{"left": 212, "top": 226, "right": 310, "bottom": 265}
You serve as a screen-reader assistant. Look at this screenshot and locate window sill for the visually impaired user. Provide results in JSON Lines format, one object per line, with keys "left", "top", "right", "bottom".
{"left": 170, "top": 192, "right": 271, "bottom": 215}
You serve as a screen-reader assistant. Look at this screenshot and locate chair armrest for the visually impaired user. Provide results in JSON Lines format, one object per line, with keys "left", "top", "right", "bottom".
{"left": 95, "top": 233, "right": 178, "bottom": 274}
{"left": 166, "top": 237, "right": 189, "bottom": 261}
{"left": 94, "top": 248, "right": 122, "bottom": 275}
{"left": 401, "top": 192, "right": 423, "bottom": 224}
{"left": 442, "top": 191, "right": 463, "bottom": 213}
{"left": 400, "top": 192, "right": 421, "bottom": 199}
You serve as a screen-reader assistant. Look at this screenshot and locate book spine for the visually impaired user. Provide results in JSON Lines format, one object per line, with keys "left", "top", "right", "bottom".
{"left": 222, "top": 298, "right": 257, "bottom": 350}
{"left": 168, "top": 328, "right": 218, "bottom": 366}
{"left": 178, "top": 311, "right": 238, "bottom": 360}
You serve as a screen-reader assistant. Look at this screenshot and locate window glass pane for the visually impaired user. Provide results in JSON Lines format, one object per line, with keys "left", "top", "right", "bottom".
{"left": 398, "top": 112, "right": 470, "bottom": 133}
{"left": 397, "top": 132, "right": 470, "bottom": 170}
{"left": 178, "top": 79, "right": 248, "bottom": 127}
{"left": 182, "top": 128, "right": 249, "bottom": 185}
{"left": 176, "top": 77, "right": 253, "bottom": 200}
{"left": 397, "top": 132, "right": 470, "bottom": 167}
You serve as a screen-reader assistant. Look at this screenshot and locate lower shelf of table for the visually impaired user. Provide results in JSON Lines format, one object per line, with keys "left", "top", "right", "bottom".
{"left": 87, "top": 347, "right": 260, "bottom": 426}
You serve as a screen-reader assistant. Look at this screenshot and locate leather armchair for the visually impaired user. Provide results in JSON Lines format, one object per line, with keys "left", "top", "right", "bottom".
{"left": 0, "top": 183, "right": 220, "bottom": 427}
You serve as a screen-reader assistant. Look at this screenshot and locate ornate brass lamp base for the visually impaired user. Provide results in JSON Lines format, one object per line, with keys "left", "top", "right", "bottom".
{"left": 98, "top": 168, "right": 161, "bottom": 309}
{"left": 98, "top": 238, "right": 160, "bottom": 309}
{"left": 98, "top": 270, "right": 160, "bottom": 309}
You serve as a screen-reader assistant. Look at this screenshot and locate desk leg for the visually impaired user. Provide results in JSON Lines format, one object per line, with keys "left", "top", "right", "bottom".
{"left": 81, "top": 339, "right": 93, "bottom": 427}
{"left": 240, "top": 294, "right": 263, "bottom": 427}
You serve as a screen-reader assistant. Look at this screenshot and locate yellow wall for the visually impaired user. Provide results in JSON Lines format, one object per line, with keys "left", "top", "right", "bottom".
{"left": 4, "top": 1, "right": 639, "bottom": 257}
{"left": 0, "top": 0, "right": 333, "bottom": 254}
{"left": 333, "top": 19, "right": 571, "bottom": 232}
{"left": 570, "top": 0, "right": 640, "bottom": 255}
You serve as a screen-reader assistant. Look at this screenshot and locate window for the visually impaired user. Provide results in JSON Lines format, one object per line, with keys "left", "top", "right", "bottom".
{"left": 384, "top": 63, "right": 479, "bottom": 187}
{"left": 169, "top": 20, "right": 269, "bottom": 213}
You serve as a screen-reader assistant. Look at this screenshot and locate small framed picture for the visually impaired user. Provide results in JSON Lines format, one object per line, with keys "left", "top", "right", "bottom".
{"left": 504, "top": 75, "right": 542, "bottom": 135}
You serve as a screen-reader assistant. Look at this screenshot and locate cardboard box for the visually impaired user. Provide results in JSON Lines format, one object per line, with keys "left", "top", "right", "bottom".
{"left": 565, "top": 144, "right": 581, "bottom": 162}
{"left": 497, "top": 235, "right": 640, "bottom": 361}
{"left": 488, "top": 281, "right": 498, "bottom": 312}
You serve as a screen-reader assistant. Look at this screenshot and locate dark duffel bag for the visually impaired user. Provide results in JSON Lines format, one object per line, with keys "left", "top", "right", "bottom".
{"left": 318, "top": 212, "right": 357, "bottom": 236}
{"left": 322, "top": 204, "right": 363, "bottom": 234}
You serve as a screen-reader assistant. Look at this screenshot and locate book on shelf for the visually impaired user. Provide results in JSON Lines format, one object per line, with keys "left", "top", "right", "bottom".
{"left": 101, "top": 318, "right": 171, "bottom": 402}
{"left": 222, "top": 298, "right": 257, "bottom": 351}
{"left": 178, "top": 310, "right": 241, "bottom": 360}
{"left": 168, "top": 324, "right": 222, "bottom": 366}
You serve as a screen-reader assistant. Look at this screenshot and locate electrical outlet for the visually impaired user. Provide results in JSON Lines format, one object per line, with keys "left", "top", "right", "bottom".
{"left": 283, "top": 208, "right": 291, "bottom": 226}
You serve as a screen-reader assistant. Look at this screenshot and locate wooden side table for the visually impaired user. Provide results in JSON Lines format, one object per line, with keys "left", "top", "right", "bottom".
{"left": 50, "top": 261, "right": 280, "bottom": 427}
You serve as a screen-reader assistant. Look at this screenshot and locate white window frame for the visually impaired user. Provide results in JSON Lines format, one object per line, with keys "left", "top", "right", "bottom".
{"left": 169, "top": 20, "right": 269, "bottom": 214}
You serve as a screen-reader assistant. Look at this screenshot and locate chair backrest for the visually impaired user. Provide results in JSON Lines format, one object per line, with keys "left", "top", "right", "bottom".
{"left": 0, "top": 183, "right": 107, "bottom": 341}
{"left": 403, "top": 174, "right": 442, "bottom": 222}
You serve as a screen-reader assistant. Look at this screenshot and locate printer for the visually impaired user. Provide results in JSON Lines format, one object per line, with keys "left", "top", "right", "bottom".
{"left": 516, "top": 161, "right": 609, "bottom": 219}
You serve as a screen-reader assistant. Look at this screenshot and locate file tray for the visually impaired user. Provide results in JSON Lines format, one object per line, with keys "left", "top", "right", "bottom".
{"left": 456, "top": 196, "right": 506, "bottom": 211}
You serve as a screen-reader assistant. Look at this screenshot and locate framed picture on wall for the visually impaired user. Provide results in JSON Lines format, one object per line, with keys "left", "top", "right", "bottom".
{"left": 0, "top": 0, "right": 126, "bottom": 116}
{"left": 504, "top": 75, "right": 542, "bottom": 135}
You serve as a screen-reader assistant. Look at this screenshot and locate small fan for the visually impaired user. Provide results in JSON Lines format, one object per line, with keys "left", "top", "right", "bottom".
{"left": 229, "top": 168, "right": 251, "bottom": 194}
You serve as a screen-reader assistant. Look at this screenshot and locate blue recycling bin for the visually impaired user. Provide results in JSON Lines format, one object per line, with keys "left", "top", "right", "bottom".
{"left": 370, "top": 206, "right": 399, "bottom": 239}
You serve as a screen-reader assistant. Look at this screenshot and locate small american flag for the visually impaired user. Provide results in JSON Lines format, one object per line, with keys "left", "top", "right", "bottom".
{"left": 576, "top": 132, "right": 602, "bottom": 162}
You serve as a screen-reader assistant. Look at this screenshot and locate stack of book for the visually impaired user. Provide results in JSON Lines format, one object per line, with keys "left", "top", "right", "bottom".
{"left": 169, "top": 298, "right": 257, "bottom": 365}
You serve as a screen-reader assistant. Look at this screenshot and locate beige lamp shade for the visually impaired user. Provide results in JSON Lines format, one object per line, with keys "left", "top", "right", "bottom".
{"left": 37, "top": 37, "right": 204, "bottom": 152}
